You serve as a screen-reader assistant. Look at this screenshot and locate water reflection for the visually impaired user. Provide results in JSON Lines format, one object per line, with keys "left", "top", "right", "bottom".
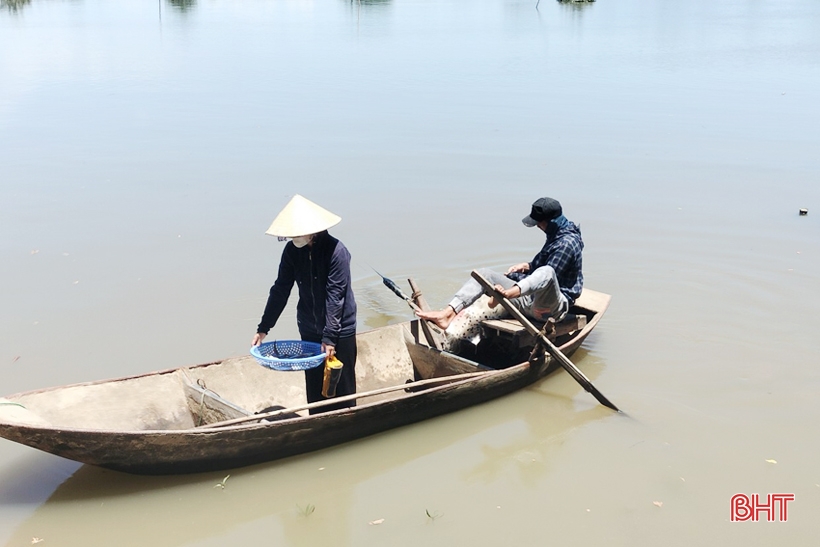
{"left": 3, "top": 356, "right": 610, "bottom": 546}
{"left": 555, "top": 0, "right": 595, "bottom": 10}
{"left": 1, "top": 0, "right": 31, "bottom": 14}
{"left": 534, "top": 0, "right": 595, "bottom": 13}
{"left": 350, "top": 0, "right": 391, "bottom": 7}
{"left": 167, "top": 0, "right": 196, "bottom": 12}
{"left": 463, "top": 349, "right": 612, "bottom": 485}
{"left": 0, "top": 456, "right": 80, "bottom": 506}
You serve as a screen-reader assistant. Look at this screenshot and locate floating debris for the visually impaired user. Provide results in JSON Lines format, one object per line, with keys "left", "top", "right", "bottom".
{"left": 31, "top": 539, "right": 44, "bottom": 545}
{"left": 213, "top": 474, "right": 230, "bottom": 489}
{"left": 765, "top": 459, "right": 778, "bottom": 464}
{"left": 653, "top": 501, "right": 663, "bottom": 508}
{"left": 368, "top": 518, "right": 385, "bottom": 525}
{"left": 799, "top": 208, "right": 808, "bottom": 216}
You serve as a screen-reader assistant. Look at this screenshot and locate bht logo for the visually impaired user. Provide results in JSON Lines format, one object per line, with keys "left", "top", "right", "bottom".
{"left": 731, "top": 493, "right": 795, "bottom": 522}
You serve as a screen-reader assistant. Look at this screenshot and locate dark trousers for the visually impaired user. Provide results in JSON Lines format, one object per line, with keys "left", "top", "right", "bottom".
{"left": 302, "top": 334, "right": 357, "bottom": 414}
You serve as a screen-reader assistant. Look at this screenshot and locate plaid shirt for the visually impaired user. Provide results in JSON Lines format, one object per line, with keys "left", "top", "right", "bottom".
{"left": 528, "top": 217, "right": 584, "bottom": 304}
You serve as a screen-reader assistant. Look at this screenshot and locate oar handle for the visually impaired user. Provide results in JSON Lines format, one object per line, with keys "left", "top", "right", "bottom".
{"left": 470, "top": 270, "right": 620, "bottom": 412}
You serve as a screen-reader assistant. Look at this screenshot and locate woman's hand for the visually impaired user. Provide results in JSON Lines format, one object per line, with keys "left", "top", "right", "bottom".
{"left": 322, "top": 343, "right": 336, "bottom": 359}
{"left": 252, "top": 332, "right": 267, "bottom": 346}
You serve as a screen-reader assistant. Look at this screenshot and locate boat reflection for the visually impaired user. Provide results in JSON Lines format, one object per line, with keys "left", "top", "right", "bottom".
{"left": 2, "top": 349, "right": 612, "bottom": 546}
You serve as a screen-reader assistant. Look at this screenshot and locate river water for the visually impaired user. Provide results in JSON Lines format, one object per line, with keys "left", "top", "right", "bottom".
{"left": 1, "top": 0, "right": 819, "bottom": 544}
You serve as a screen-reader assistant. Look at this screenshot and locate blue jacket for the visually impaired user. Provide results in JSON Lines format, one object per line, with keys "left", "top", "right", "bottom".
{"left": 257, "top": 231, "right": 357, "bottom": 345}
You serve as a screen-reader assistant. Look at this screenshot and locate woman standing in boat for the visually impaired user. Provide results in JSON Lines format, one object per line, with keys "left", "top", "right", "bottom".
{"left": 252, "top": 195, "right": 357, "bottom": 412}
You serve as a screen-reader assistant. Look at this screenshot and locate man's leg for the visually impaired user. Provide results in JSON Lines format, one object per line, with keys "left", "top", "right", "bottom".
{"left": 451, "top": 268, "right": 517, "bottom": 312}
{"left": 515, "top": 265, "right": 568, "bottom": 321}
{"left": 417, "top": 268, "right": 517, "bottom": 330}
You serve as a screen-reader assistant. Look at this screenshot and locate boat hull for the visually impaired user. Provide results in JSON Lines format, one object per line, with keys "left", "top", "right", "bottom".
{"left": 0, "top": 289, "right": 610, "bottom": 474}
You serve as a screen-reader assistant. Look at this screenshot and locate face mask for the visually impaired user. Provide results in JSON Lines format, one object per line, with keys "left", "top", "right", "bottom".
{"left": 291, "top": 235, "right": 313, "bottom": 248}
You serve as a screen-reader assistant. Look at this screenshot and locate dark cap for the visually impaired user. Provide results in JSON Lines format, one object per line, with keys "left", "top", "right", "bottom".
{"left": 522, "top": 197, "right": 562, "bottom": 227}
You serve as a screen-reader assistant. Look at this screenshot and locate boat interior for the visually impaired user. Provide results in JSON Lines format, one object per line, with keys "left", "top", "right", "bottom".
{"left": 0, "top": 291, "right": 603, "bottom": 433}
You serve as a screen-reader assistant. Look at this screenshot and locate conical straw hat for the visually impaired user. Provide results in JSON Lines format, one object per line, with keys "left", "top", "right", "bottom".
{"left": 265, "top": 194, "right": 342, "bottom": 238}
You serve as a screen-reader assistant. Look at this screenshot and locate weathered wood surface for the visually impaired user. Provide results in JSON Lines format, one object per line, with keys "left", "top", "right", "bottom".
{"left": 481, "top": 314, "right": 588, "bottom": 349}
{"left": 181, "top": 371, "right": 252, "bottom": 426}
{"left": 0, "top": 362, "right": 531, "bottom": 474}
{"left": 408, "top": 277, "right": 443, "bottom": 350}
{"left": 0, "top": 289, "right": 610, "bottom": 475}
{"left": 482, "top": 314, "right": 586, "bottom": 337}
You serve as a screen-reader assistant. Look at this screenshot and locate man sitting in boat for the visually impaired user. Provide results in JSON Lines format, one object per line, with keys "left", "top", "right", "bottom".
{"left": 417, "top": 197, "right": 583, "bottom": 336}
{"left": 252, "top": 195, "right": 358, "bottom": 413}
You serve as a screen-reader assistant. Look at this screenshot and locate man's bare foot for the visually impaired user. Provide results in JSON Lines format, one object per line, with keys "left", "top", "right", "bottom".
{"left": 416, "top": 306, "right": 456, "bottom": 330}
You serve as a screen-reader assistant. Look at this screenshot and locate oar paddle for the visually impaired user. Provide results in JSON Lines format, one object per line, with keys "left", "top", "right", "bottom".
{"left": 470, "top": 270, "right": 620, "bottom": 412}
{"left": 373, "top": 269, "right": 423, "bottom": 313}
{"left": 374, "top": 269, "right": 442, "bottom": 349}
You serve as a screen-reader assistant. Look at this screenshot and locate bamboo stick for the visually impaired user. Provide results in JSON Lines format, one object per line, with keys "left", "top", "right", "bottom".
{"left": 408, "top": 277, "right": 443, "bottom": 350}
{"left": 198, "top": 370, "right": 497, "bottom": 429}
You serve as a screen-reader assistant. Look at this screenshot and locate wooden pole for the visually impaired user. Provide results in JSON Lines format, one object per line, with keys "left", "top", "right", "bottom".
{"left": 198, "top": 370, "right": 496, "bottom": 429}
{"left": 408, "top": 278, "right": 442, "bottom": 350}
{"left": 470, "top": 270, "right": 620, "bottom": 412}
{"left": 376, "top": 270, "right": 441, "bottom": 348}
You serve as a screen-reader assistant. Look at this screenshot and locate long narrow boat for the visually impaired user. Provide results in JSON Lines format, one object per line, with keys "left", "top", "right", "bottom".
{"left": 0, "top": 289, "right": 610, "bottom": 475}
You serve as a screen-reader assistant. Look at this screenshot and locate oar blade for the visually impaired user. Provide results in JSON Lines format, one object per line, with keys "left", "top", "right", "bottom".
{"left": 470, "top": 270, "right": 620, "bottom": 412}
{"left": 372, "top": 268, "right": 409, "bottom": 300}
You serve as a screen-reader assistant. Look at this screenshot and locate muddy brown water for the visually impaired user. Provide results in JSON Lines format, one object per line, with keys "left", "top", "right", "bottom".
{"left": 1, "top": 0, "right": 819, "bottom": 545}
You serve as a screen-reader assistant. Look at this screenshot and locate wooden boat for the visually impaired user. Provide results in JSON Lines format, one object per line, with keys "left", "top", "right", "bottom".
{"left": 0, "top": 289, "right": 610, "bottom": 475}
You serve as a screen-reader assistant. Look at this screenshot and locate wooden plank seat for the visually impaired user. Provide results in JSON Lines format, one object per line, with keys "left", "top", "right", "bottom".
{"left": 480, "top": 313, "right": 587, "bottom": 349}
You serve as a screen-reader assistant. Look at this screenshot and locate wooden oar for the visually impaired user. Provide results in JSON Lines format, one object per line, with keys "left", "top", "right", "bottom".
{"left": 374, "top": 268, "right": 422, "bottom": 312}
{"left": 374, "top": 269, "right": 442, "bottom": 349}
{"left": 471, "top": 270, "right": 620, "bottom": 412}
{"left": 408, "top": 277, "right": 442, "bottom": 350}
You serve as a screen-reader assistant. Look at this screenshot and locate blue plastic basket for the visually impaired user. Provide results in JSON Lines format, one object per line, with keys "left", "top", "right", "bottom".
{"left": 250, "top": 340, "right": 326, "bottom": 371}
